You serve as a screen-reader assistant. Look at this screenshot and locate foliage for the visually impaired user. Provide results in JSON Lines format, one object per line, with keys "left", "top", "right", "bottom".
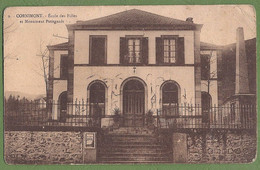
{"left": 146, "top": 109, "right": 154, "bottom": 127}
{"left": 113, "top": 108, "right": 121, "bottom": 126}
{"left": 4, "top": 95, "right": 30, "bottom": 112}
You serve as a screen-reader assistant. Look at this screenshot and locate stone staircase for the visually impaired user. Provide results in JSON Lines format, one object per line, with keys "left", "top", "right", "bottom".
{"left": 98, "top": 127, "right": 172, "bottom": 164}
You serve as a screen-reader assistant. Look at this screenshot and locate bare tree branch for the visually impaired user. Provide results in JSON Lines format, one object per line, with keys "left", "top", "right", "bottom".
{"left": 4, "top": 21, "right": 19, "bottom": 66}
{"left": 35, "top": 40, "right": 51, "bottom": 97}
{"left": 4, "top": 22, "right": 17, "bottom": 34}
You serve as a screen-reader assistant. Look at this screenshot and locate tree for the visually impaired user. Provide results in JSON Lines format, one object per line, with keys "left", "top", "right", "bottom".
{"left": 3, "top": 21, "right": 19, "bottom": 66}
{"left": 201, "top": 51, "right": 217, "bottom": 123}
{"left": 36, "top": 37, "right": 66, "bottom": 97}
{"left": 201, "top": 51, "right": 217, "bottom": 94}
{"left": 35, "top": 40, "right": 50, "bottom": 97}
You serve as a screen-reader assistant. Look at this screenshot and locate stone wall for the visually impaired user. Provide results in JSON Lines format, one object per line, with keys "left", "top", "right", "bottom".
{"left": 4, "top": 131, "right": 83, "bottom": 164}
{"left": 187, "top": 130, "right": 256, "bottom": 163}
{"left": 5, "top": 130, "right": 256, "bottom": 164}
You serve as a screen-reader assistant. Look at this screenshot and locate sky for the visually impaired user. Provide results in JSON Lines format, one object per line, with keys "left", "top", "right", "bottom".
{"left": 3, "top": 5, "right": 256, "bottom": 96}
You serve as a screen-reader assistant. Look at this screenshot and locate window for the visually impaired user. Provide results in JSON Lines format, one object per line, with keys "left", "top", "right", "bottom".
{"left": 89, "top": 82, "right": 106, "bottom": 116}
{"left": 163, "top": 38, "right": 176, "bottom": 63}
{"left": 120, "top": 36, "right": 148, "bottom": 65}
{"left": 161, "top": 82, "right": 179, "bottom": 116}
{"left": 156, "top": 36, "right": 184, "bottom": 65}
{"left": 60, "top": 55, "right": 68, "bottom": 79}
{"left": 89, "top": 36, "right": 107, "bottom": 65}
{"left": 201, "top": 54, "right": 210, "bottom": 80}
{"left": 127, "top": 38, "right": 141, "bottom": 64}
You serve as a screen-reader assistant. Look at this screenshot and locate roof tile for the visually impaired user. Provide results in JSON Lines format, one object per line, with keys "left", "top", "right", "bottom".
{"left": 68, "top": 9, "right": 202, "bottom": 30}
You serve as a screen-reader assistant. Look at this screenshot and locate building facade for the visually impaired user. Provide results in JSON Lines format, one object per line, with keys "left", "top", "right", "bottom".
{"left": 47, "top": 9, "right": 223, "bottom": 126}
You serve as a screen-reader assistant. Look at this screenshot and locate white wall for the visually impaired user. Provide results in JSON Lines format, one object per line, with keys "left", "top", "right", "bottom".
{"left": 52, "top": 80, "right": 67, "bottom": 119}
{"left": 53, "top": 50, "right": 68, "bottom": 78}
{"left": 201, "top": 80, "right": 218, "bottom": 105}
{"left": 200, "top": 50, "right": 218, "bottom": 105}
{"left": 74, "top": 30, "right": 194, "bottom": 65}
{"left": 73, "top": 66, "right": 195, "bottom": 115}
{"left": 200, "top": 50, "right": 218, "bottom": 79}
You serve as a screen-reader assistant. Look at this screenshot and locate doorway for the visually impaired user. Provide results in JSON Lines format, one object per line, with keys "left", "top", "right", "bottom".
{"left": 123, "top": 79, "right": 145, "bottom": 126}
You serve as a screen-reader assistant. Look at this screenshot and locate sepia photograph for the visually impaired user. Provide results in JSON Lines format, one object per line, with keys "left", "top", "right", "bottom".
{"left": 3, "top": 5, "right": 257, "bottom": 164}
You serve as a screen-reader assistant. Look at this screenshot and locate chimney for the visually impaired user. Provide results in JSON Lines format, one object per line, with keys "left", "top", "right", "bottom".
{"left": 235, "top": 27, "right": 250, "bottom": 94}
{"left": 186, "top": 17, "right": 193, "bottom": 23}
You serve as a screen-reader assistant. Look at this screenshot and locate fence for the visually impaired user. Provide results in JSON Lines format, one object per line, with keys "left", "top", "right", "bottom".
{"left": 157, "top": 103, "right": 256, "bottom": 129}
{"left": 4, "top": 100, "right": 104, "bottom": 130}
{"left": 4, "top": 100, "right": 256, "bottom": 130}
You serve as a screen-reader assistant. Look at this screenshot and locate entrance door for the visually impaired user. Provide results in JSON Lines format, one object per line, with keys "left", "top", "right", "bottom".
{"left": 201, "top": 92, "right": 211, "bottom": 123}
{"left": 59, "top": 91, "right": 67, "bottom": 122}
{"left": 123, "top": 80, "right": 145, "bottom": 126}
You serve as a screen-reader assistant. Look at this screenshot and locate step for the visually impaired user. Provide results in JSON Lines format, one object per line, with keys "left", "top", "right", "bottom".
{"left": 99, "top": 146, "right": 169, "bottom": 153}
{"left": 102, "top": 139, "right": 159, "bottom": 143}
{"left": 99, "top": 148, "right": 170, "bottom": 155}
{"left": 103, "top": 136, "right": 158, "bottom": 143}
{"left": 98, "top": 160, "right": 172, "bottom": 164}
{"left": 107, "top": 128, "right": 155, "bottom": 135}
{"left": 101, "top": 135, "right": 162, "bottom": 144}
{"left": 99, "top": 143, "right": 168, "bottom": 149}
{"left": 107, "top": 131, "right": 155, "bottom": 136}
{"left": 99, "top": 143, "right": 168, "bottom": 148}
{"left": 99, "top": 147, "right": 170, "bottom": 153}
{"left": 99, "top": 127, "right": 171, "bottom": 164}
{"left": 103, "top": 134, "right": 157, "bottom": 138}
{"left": 99, "top": 156, "right": 171, "bottom": 162}
{"left": 99, "top": 152, "right": 172, "bottom": 157}
{"left": 107, "top": 127, "right": 154, "bottom": 130}
{"left": 102, "top": 140, "right": 163, "bottom": 145}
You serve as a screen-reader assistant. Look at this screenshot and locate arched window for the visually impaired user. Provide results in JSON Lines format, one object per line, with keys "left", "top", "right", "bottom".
{"left": 58, "top": 91, "right": 67, "bottom": 122}
{"left": 201, "top": 92, "right": 212, "bottom": 123}
{"left": 89, "top": 81, "right": 106, "bottom": 116}
{"left": 161, "top": 82, "right": 179, "bottom": 116}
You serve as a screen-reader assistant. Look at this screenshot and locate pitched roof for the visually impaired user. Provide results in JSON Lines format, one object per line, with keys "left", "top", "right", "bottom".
{"left": 201, "top": 38, "right": 256, "bottom": 51}
{"left": 67, "top": 9, "right": 202, "bottom": 30}
{"left": 200, "top": 42, "right": 222, "bottom": 50}
{"left": 47, "top": 42, "right": 68, "bottom": 50}
{"left": 222, "top": 37, "right": 256, "bottom": 49}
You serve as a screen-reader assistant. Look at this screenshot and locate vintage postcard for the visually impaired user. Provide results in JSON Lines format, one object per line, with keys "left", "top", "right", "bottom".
{"left": 3, "top": 5, "right": 256, "bottom": 164}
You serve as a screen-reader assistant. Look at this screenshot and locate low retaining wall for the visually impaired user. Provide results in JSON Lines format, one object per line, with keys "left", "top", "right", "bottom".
{"left": 187, "top": 130, "right": 256, "bottom": 163}
{"left": 4, "top": 129, "right": 257, "bottom": 164}
{"left": 4, "top": 131, "right": 83, "bottom": 164}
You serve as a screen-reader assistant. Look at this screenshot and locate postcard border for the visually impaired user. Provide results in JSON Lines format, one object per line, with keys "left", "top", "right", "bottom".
{"left": 0, "top": 0, "right": 259, "bottom": 170}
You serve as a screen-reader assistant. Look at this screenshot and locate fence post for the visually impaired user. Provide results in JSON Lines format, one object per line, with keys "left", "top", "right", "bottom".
{"left": 157, "top": 109, "right": 159, "bottom": 128}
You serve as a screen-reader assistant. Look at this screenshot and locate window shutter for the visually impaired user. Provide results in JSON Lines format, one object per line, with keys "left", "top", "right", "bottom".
{"left": 142, "top": 37, "right": 148, "bottom": 65}
{"left": 60, "top": 55, "right": 68, "bottom": 79}
{"left": 156, "top": 37, "right": 163, "bottom": 64}
{"left": 120, "top": 37, "right": 127, "bottom": 64}
{"left": 177, "top": 37, "right": 185, "bottom": 65}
